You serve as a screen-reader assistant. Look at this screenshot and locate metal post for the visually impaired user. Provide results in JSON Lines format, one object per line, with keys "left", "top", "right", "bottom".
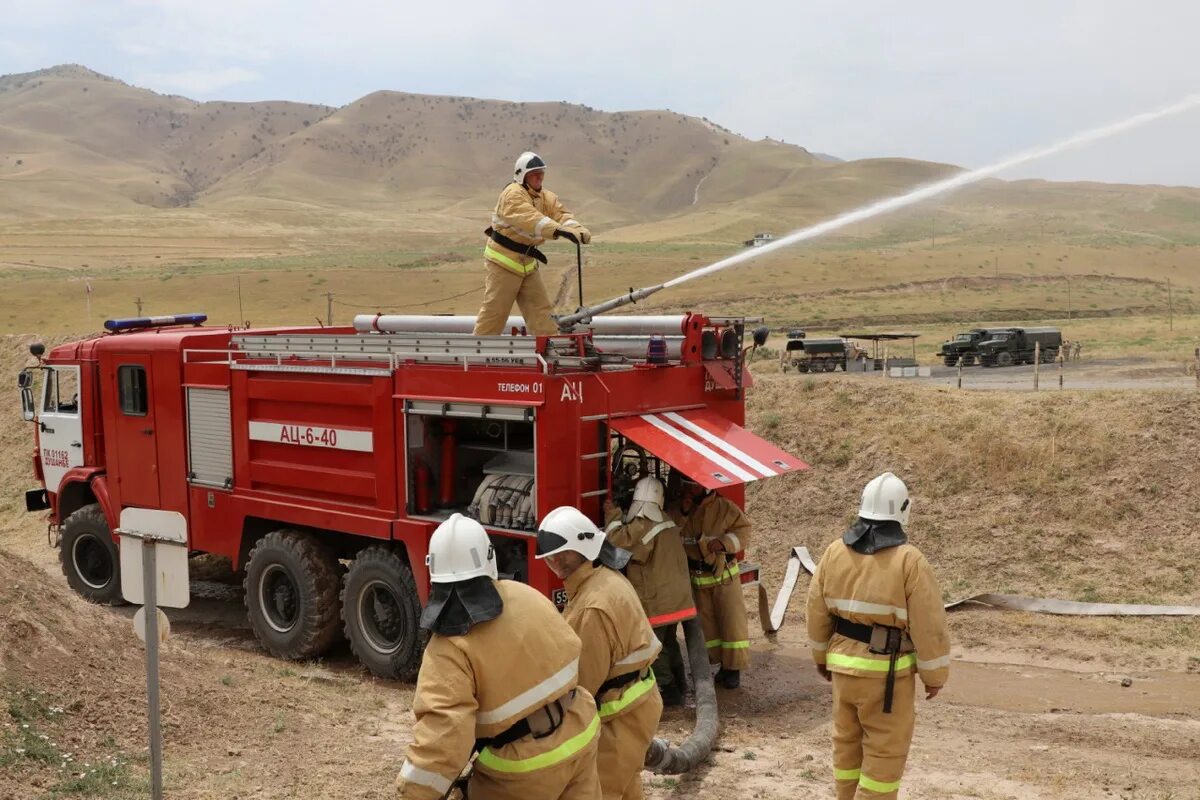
{"left": 326, "top": 292, "right": 334, "bottom": 327}
{"left": 957, "top": 356, "right": 963, "bottom": 389}
{"left": 575, "top": 241, "right": 584, "bottom": 309}
{"left": 1059, "top": 348, "right": 1064, "bottom": 390}
{"left": 1033, "top": 341, "right": 1040, "bottom": 391}
{"left": 136, "top": 296, "right": 144, "bottom": 316}
{"left": 142, "top": 539, "right": 164, "bottom": 800}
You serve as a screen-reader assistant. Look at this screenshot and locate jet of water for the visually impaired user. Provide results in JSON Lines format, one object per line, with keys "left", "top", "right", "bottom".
{"left": 556, "top": 91, "right": 1200, "bottom": 328}
{"left": 660, "top": 92, "right": 1200, "bottom": 290}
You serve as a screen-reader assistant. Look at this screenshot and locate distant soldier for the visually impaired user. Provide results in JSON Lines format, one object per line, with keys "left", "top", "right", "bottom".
{"left": 1073, "top": 341, "right": 1082, "bottom": 361}
{"left": 1060, "top": 340, "right": 1070, "bottom": 362}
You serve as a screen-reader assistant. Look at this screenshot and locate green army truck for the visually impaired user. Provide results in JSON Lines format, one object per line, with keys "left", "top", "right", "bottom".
{"left": 939, "top": 328, "right": 1013, "bottom": 367}
{"left": 780, "top": 334, "right": 847, "bottom": 373}
{"left": 977, "top": 327, "right": 1062, "bottom": 367}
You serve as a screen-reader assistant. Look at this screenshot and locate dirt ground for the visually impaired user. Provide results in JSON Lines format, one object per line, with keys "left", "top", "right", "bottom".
{"left": 2, "top": 336, "right": 1199, "bottom": 800}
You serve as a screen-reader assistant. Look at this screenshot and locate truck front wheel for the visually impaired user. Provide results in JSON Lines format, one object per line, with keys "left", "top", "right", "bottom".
{"left": 996, "top": 352, "right": 1014, "bottom": 367}
{"left": 60, "top": 503, "right": 123, "bottom": 605}
{"left": 342, "top": 547, "right": 424, "bottom": 680}
{"left": 244, "top": 530, "right": 342, "bottom": 660}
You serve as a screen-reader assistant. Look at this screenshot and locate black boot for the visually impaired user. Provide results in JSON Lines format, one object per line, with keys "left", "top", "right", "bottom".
{"left": 660, "top": 683, "right": 684, "bottom": 707}
{"left": 721, "top": 669, "right": 741, "bottom": 689}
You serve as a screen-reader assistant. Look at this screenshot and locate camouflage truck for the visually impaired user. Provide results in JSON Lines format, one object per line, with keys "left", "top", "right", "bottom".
{"left": 939, "top": 328, "right": 1013, "bottom": 367}
{"left": 781, "top": 335, "right": 847, "bottom": 373}
{"left": 977, "top": 327, "right": 1062, "bottom": 367}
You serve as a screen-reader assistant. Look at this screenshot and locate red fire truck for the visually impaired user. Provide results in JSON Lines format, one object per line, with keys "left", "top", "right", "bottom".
{"left": 18, "top": 311, "right": 806, "bottom": 678}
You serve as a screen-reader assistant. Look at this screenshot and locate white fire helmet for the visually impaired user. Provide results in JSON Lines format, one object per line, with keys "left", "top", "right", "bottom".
{"left": 858, "top": 472, "right": 911, "bottom": 526}
{"left": 425, "top": 513, "right": 498, "bottom": 584}
{"left": 513, "top": 151, "right": 547, "bottom": 184}
{"left": 535, "top": 506, "right": 604, "bottom": 562}
{"left": 627, "top": 476, "right": 666, "bottom": 523}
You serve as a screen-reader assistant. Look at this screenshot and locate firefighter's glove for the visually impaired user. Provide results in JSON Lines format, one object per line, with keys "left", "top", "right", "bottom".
{"left": 574, "top": 225, "right": 592, "bottom": 244}
{"left": 554, "top": 228, "right": 580, "bottom": 245}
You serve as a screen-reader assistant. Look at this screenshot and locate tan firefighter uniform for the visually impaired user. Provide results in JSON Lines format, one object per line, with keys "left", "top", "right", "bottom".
{"left": 396, "top": 580, "right": 602, "bottom": 800}
{"left": 561, "top": 562, "right": 664, "bottom": 800}
{"left": 604, "top": 510, "right": 696, "bottom": 629}
{"left": 806, "top": 541, "right": 951, "bottom": 800}
{"left": 680, "top": 492, "right": 752, "bottom": 671}
{"left": 475, "top": 182, "right": 589, "bottom": 337}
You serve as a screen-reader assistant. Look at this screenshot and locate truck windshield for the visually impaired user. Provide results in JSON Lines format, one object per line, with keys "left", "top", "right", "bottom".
{"left": 953, "top": 334, "right": 973, "bottom": 341}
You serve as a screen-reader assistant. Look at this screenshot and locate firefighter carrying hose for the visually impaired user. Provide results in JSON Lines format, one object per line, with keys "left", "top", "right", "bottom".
{"left": 536, "top": 506, "right": 663, "bottom": 800}
{"left": 678, "top": 477, "right": 752, "bottom": 689}
{"left": 603, "top": 476, "right": 695, "bottom": 707}
{"left": 395, "top": 513, "right": 602, "bottom": 800}
{"left": 474, "top": 152, "right": 592, "bottom": 337}
{"left": 806, "top": 473, "right": 951, "bottom": 800}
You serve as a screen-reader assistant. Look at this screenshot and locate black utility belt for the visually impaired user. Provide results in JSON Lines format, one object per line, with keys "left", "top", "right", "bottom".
{"left": 687, "top": 558, "right": 714, "bottom": 574}
{"left": 476, "top": 689, "right": 575, "bottom": 751}
{"left": 833, "top": 618, "right": 913, "bottom": 655}
{"left": 598, "top": 667, "right": 649, "bottom": 697}
{"left": 485, "top": 227, "right": 547, "bottom": 265}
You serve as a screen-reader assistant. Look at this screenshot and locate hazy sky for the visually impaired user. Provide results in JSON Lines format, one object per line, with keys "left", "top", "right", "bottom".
{"left": 3, "top": 0, "right": 1199, "bottom": 186}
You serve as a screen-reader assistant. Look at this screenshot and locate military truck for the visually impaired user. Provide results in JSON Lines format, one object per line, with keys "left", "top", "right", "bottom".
{"left": 977, "top": 327, "right": 1062, "bottom": 367}
{"left": 781, "top": 334, "right": 847, "bottom": 372}
{"left": 939, "top": 328, "right": 1013, "bottom": 367}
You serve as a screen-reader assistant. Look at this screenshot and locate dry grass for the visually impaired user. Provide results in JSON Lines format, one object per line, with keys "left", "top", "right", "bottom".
{"left": 744, "top": 375, "right": 1200, "bottom": 668}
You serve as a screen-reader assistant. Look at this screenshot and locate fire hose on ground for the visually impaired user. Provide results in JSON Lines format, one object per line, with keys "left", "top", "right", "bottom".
{"left": 642, "top": 617, "right": 718, "bottom": 774}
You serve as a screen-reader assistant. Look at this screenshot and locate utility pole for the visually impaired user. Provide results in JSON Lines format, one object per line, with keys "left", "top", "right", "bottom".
{"left": 136, "top": 296, "right": 144, "bottom": 316}
{"left": 1168, "top": 278, "right": 1173, "bottom": 331}
{"left": 326, "top": 292, "right": 334, "bottom": 327}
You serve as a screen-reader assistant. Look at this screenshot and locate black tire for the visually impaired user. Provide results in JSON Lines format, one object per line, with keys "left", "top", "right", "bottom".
{"left": 243, "top": 530, "right": 341, "bottom": 660}
{"left": 60, "top": 503, "right": 124, "bottom": 605}
{"left": 342, "top": 547, "right": 425, "bottom": 680}
{"left": 943, "top": 357, "right": 955, "bottom": 367}
{"left": 996, "top": 351, "right": 1014, "bottom": 367}
{"left": 964, "top": 355, "right": 976, "bottom": 366}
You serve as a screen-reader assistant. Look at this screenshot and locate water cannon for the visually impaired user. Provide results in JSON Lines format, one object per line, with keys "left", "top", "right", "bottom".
{"left": 556, "top": 284, "right": 668, "bottom": 330}
{"left": 104, "top": 313, "right": 208, "bottom": 333}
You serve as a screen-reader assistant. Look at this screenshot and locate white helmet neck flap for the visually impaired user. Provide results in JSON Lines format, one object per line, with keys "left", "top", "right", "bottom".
{"left": 858, "top": 472, "right": 911, "bottom": 526}
{"left": 426, "top": 513, "right": 498, "bottom": 583}
{"left": 536, "top": 506, "right": 604, "bottom": 562}
{"left": 513, "top": 151, "right": 546, "bottom": 185}
{"left": 627, "top": 476, "right": 666, "bottom": 523}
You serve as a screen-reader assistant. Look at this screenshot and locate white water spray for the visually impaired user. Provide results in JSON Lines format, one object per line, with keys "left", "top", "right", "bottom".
{"left": 555, "top": 92, "right": 1200, "bottom": 328}
{"left": 662, "top": 93, "right": 1200, "bottom": 290}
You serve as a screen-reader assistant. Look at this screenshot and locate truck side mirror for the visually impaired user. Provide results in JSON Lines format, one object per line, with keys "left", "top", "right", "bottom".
{"left": 21, "top": 386, "right": 35, "bottom": 422}
{"left": 17, "top": 369, "right": 33, "bottom": 389}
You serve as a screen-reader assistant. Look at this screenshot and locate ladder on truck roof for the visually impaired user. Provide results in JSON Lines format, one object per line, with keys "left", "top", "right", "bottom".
{"left": 221, "top": 332, "right": 596, "bottom": 374}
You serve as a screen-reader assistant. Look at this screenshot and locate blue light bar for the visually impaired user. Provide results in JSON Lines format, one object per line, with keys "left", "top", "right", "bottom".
{"left": 104, "top": 313, "right": 208, "bottom": 332}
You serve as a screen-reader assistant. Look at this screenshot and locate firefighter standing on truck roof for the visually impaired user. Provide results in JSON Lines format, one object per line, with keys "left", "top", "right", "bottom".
{"left": 678, "top": 476, "right": 752, "bottom": 689}
{"left": 806, "top": 473, "right": 951, "bottom": 800}
{"left": 395, "top": 513, "right": 602, "bottom": 800}
{"left": 603, "top": 476, "right": 695, "bottom": 707}
{"left": 536, "top": 506, "right": 663, "bottom": 800}
{"left": 474, "top": 151, "right": 592, "bottom": 337}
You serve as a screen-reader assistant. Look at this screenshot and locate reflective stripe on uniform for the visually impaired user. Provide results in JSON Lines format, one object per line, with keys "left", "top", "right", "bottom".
{"left": 598, "top": 670, "right": 657, "bottom": 718}
{"left": 825, "top": 597, "right": 908, "bottom": 621}
{"left": 484, "top": 243, "right": 537, "bottom": 275}
{"left": 833, "top": 767, "right": 861, "bottom": 781}
{"left": 917, "top": 654, "right": 951, "bottom": 671}
{"left": 604, "top": 519, "right": 622, "bottom": 533}
{"left": 399, "top": 759, "right": 453, "bottom": 794}
{"left": 705, "top": 638, "right": 721, "bottom": 649}
{"left": 647, "top": 607, "right": 696, "bottom": 626}
{"left": 720, "top": 640, "right": 749, "bottom": 650}
{"left": 477, "top": 659, "right": 579, "bottom": 725}
{"left": 724, "top": 533, "right": 741, "bottom": 552}
{"left": 825, "top": 652, "right": 916, "bottom": 672}
{"left": 477, "top": 712, "right": 601, "bottom": 774}
{"left": 691, "top": 563, "right": 740, "bottom": 587}
{"left": 614, "top": 639, "right": 663, "bottom": 668}
{"left": 809, "top": 639, "right": 830, "bottom": 652}
{"left": 641, "top": 520, "right": 675, "bottom": 545}
{"left": 859, "top": 773, "right": 902, "bottom": 793}
{"left": 534, "top": 215, "right": 556, "bottom": 237}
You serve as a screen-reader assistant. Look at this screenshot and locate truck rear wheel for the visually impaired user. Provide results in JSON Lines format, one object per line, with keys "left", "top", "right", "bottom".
{"left": 996, "top": 352, "right": 1013, "bottom": 367}
{"left": 342, "top": 547, "right": 424, "bottom": 680}
{"left": 244, "top": 530, "right": 342, "bottom": 660}
{"left": 60, "top": 503, "right": 124, "bottom": 605}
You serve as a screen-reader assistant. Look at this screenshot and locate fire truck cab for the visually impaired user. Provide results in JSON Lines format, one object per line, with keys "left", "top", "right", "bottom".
{"left": 19, "top": 312, "right": 805, "bottom": 679}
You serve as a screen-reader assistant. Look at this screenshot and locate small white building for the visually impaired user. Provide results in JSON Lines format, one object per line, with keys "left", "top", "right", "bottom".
{"left": 743, "top": 232, "right": 775, "bottom": 248}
